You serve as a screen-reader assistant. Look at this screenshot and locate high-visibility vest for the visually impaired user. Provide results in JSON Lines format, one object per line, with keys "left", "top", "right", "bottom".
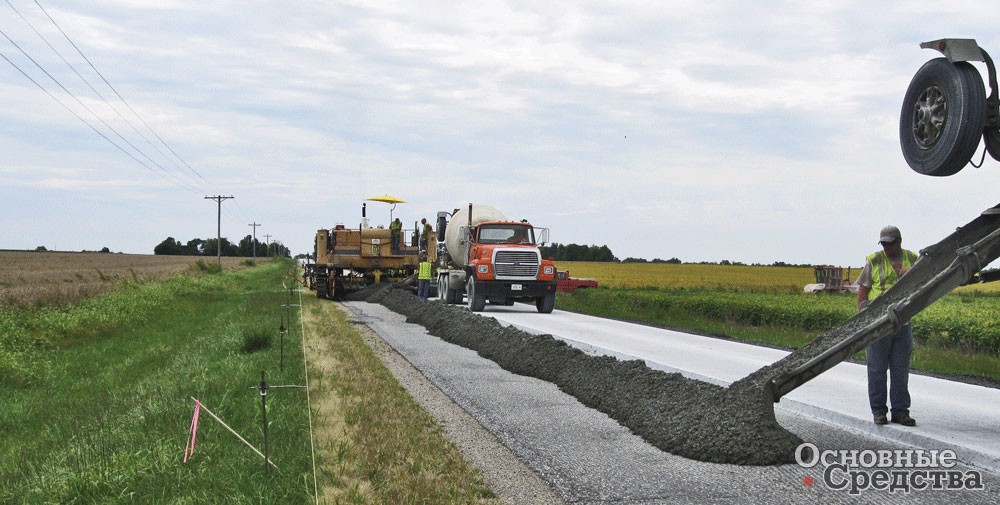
{"left": 867, "top": 249, "right": 917, "bottom": 299}
{"left": 418, "top": 261, "right": 432, "bottom": 280}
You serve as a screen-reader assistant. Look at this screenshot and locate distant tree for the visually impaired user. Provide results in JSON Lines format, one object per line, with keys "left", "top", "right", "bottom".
{"left": 539, "top": 242, "right": 617, "bottom": 262}
{"left": 34, "top": 246, "right": 47, "bottom": 252}
{"left": 622, "top": 257, "right": 648, "bottom": 263}
{"left": 100, "top": 247, "right": 111, "bottom": 253}
{"left": 154, "top": 237, "right": 183, "bottom": 255}
{"left": 184, "top": 238, "right": 206, "bottom": 255}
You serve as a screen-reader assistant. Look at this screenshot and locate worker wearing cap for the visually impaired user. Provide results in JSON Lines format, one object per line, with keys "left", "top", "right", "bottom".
{"left": 856, "top": 225, "right": 919, "bottom": 427}
{"left": 419, "top": 218, "right": 433, "bottom": 251}
{"left": 417, "top": 253, "right": 432, "bottom": 299}
{"left": 389, "top": 218, "right": 402, "bottom": 252}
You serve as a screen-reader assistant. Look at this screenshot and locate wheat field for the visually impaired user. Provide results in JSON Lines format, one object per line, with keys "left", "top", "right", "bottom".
{"left": 0, "top": 251, "right": 254, "bottom": 306}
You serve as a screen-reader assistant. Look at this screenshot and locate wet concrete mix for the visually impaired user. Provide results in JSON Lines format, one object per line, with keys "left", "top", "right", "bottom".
{"left": 347, "top": 285, "right": 811, "bottom": 466}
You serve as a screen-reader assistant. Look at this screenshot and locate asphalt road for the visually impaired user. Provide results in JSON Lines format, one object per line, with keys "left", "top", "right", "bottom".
{"left": 344, "top": 300, "right": 1000, "bottom": 504}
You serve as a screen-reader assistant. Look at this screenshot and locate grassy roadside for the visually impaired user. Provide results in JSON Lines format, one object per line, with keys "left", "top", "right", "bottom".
{"left": 301, "top": 291, "right": 495, "bottom": 504}
{"left": 556, "top": 289, "right": 1000, "bottom": 382}
{"left": 1, "top": 259, "right": 496, "bottom": 504}
{"left": 1, "top": 260, "right": 313, "bottom": 503}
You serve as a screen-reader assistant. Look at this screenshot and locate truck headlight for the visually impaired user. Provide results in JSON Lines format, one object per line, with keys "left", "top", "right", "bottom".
{"left": 478, "top": 265, "right": 489, "bottom": 274}
{"left": 543, "top": 266, "right": 554, "bottom": 275}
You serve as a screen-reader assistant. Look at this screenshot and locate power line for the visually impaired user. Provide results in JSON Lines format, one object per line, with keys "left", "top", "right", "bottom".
{"left": 0, "top": 27, "right": 205, "bottom": 194}
{"left": 31, "top": 0, "right": 220, "bottom": 192}
{"left": 0, "top": 49, "right": 201, "bottom": 193}
{"left": 8, "top": 0, "right": 216, "bottom": 193}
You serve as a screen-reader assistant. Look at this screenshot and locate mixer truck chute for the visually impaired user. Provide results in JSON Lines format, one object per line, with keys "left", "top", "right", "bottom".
{"left": 436, "top": 204, "right": 558, "bottom": 313}
{"left": 761, "top": 38, "right": 1000, "bottom": 403}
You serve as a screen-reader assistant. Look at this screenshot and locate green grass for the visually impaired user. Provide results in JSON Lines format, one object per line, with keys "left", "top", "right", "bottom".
{"left": 2, "top": 259, "right": 497, "bottom": 504}
{"left": 301, "top": 294, "right": 495, "bottom": 504}
{"left": 1, "top": 260, "right": 313, "bottom": 504}
{"left": 557, "top": 288, "right": 1000, "bottom": 382}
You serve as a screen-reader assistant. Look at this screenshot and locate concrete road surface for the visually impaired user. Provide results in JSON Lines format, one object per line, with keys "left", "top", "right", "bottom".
{"left": 344, "top": 300, "right": 1000, "bottom": 504}
{"left": 483, "top": 304, "right": 1000, "bottom": 474}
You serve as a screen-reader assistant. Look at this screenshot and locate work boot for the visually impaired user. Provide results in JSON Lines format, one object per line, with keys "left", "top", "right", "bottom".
{"left": 891, "top": 413, "right": 916, "bottom": 427}
{"left": 873, "top": 413, "right": 888, "bottom": 425}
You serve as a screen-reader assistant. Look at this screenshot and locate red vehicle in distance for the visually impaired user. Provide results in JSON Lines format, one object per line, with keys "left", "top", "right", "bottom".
{"left": 556, "top": 270, "right": 598, "bottom": 293}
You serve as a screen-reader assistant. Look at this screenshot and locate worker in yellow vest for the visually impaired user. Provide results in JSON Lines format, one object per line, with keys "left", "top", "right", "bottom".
{"left": 417, "top": 253, "right": 432, "bottom": 299}
{"left": 856, "top": 225, "right": 919, "bottom": 427}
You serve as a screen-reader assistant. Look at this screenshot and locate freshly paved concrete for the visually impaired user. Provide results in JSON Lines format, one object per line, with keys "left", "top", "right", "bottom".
{"left": 344, "top": 301, "right": 1000, "bottom": 504}
{"left": 482, "top": 305, "right": 1000, "bottom": 474}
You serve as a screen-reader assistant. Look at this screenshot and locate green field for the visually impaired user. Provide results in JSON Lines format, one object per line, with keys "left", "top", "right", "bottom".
{"left": 556, "top": 262, "right": 1000, "bottom": 381}
{"left": 1, "top": 260, "right": 492, "bottom": 504}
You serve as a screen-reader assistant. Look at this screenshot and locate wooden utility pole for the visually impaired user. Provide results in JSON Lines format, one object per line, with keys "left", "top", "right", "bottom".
{"left": 264, "top": 234, "right": 272, "bottom": 257}
{"left": 205, "top": 195, "right": 234, "bottom": 266}
{"left": 248, "top": 222, "right": 261, "bottom": 265}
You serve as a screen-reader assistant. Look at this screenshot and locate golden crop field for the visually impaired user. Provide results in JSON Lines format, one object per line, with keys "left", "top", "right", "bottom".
{"left": 0, "top": 251, "right": 256, "bottom": 306}
{"left": 556, "top": 261, "right": 826, "bottom": 292}
{"left": 558, "top": 261, "right": 1000, "bottom": 294}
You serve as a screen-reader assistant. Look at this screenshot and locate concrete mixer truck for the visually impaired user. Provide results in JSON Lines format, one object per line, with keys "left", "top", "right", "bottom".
{"left": 435, "top": 204, "right": 558, "bottom": 313}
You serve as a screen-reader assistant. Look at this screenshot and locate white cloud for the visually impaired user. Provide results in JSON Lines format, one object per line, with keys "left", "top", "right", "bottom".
{"left": 3, "top": 1, "right": 1000, "bottom": 264}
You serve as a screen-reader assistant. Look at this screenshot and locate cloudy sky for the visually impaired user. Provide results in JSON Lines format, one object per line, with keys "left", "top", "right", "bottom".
{"left": 2, "top": 1, "right": 1000, "bottom": 266}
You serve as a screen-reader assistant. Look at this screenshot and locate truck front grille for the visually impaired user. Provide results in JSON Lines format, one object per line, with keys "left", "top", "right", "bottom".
{"left": 494, "top": 250, "right": 539, "bottom": 279}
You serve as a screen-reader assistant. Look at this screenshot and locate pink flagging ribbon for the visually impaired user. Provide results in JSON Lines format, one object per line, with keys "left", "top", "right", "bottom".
{"left": 183, "top": 399, "right": 202, "bottom": 463}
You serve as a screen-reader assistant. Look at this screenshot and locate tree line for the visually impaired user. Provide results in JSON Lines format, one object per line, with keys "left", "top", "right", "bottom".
{"left": 540, "top": 243, "right": 815, "bottom": 267}
{"left": 539, "top": 243, "right": 618, "bottom": 262}
{"left": 154, "top": 236, "right": 290, "bottom": 258}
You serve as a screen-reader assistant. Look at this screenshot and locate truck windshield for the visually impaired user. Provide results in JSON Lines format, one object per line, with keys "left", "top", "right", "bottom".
{"left": 478, "top": 224, "right": 535, "bottom": 245}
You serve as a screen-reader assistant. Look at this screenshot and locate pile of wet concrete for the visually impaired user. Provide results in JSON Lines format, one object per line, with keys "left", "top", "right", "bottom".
{"left": 348, "top": 285, "right": 804, "bottom": 465}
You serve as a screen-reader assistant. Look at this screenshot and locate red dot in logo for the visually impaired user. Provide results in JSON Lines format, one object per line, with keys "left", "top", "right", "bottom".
{"left": 803, "top": 476, "right": 814, "bottom": 487}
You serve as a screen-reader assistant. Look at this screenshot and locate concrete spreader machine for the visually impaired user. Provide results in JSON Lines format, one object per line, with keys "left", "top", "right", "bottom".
{"left": 763, "top": 38, "right": 1000, "bottom": 403}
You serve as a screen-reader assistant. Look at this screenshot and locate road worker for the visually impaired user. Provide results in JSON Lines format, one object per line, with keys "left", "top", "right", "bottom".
{"left": 856, "top": 225, "right": 919, "bottom": 427}
{"left": 419, "top": 218, "right": 433, "bottom": 251}
{"left": 389, "top": 218, "right": 402, "bottom": 252}
{"left": 417, "top": 253, "right": 432, "bottom": 299}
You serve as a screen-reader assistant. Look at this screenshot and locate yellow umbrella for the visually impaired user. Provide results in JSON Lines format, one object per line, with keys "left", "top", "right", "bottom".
{"left": 365, "top": 195, "right": 406, "bottom": 221}
{"left": 366, "top": 195, "right": 406, "bottom": 204}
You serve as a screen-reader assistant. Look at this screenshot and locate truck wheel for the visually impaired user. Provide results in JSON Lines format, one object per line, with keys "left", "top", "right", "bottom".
{"left": 467, "top": 278, "right": 486, "bottom": 312}
{"left": 437, "top": 276, "right": 446, "bottom": 302}
{"left": 899, "top": 58, "right": 987, "bottom": 176}
{"left": 536, "top": 293, "right": 555, "bottom": 313}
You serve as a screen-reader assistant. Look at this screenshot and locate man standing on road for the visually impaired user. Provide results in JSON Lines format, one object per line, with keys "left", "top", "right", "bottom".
{"left": 856, "top": 225, "right": 919, "bottom": 427}
{"left": 417, "top": 253, "right": 432, "bottom": 299}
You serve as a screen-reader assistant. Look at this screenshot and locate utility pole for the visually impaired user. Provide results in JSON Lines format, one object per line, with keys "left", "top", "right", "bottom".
{"left": 205, "top": 195, "right": 234, "bottom": 267}
{"left": 264, "top": 234, "right": 272, "bottom": 258}
{"left": 248, "top": 222, "right": 261, "bottom": 266}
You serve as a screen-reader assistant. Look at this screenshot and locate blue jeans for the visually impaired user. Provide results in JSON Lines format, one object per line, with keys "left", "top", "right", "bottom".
{"left": 418, "top": 279, "right": 430, "bottom": 299}
{"left": 866, "top": 323, "right": 913, "bottom": 417}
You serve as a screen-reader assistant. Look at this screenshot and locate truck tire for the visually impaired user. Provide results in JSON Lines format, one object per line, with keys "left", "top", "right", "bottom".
{"left": 467, "top": 278, "right": 486, "bottom": 312}
{"left": 536, "top": 293, "right": 555, "bottom": 313}
{"left": 899, "top": 58, "right": 987, "bottom": 177}
{"left": 438, "top": 276, "right": 448, "bottom": 302}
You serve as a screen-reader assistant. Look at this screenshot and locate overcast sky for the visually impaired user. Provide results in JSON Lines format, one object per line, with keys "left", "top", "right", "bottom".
{"left": 2, "top": 1, "right": 1000, "bottom": 266}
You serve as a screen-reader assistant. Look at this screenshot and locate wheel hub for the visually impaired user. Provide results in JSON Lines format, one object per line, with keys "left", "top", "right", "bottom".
{"left": 912, "top": 85, "right": 947, "bottom": 149}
